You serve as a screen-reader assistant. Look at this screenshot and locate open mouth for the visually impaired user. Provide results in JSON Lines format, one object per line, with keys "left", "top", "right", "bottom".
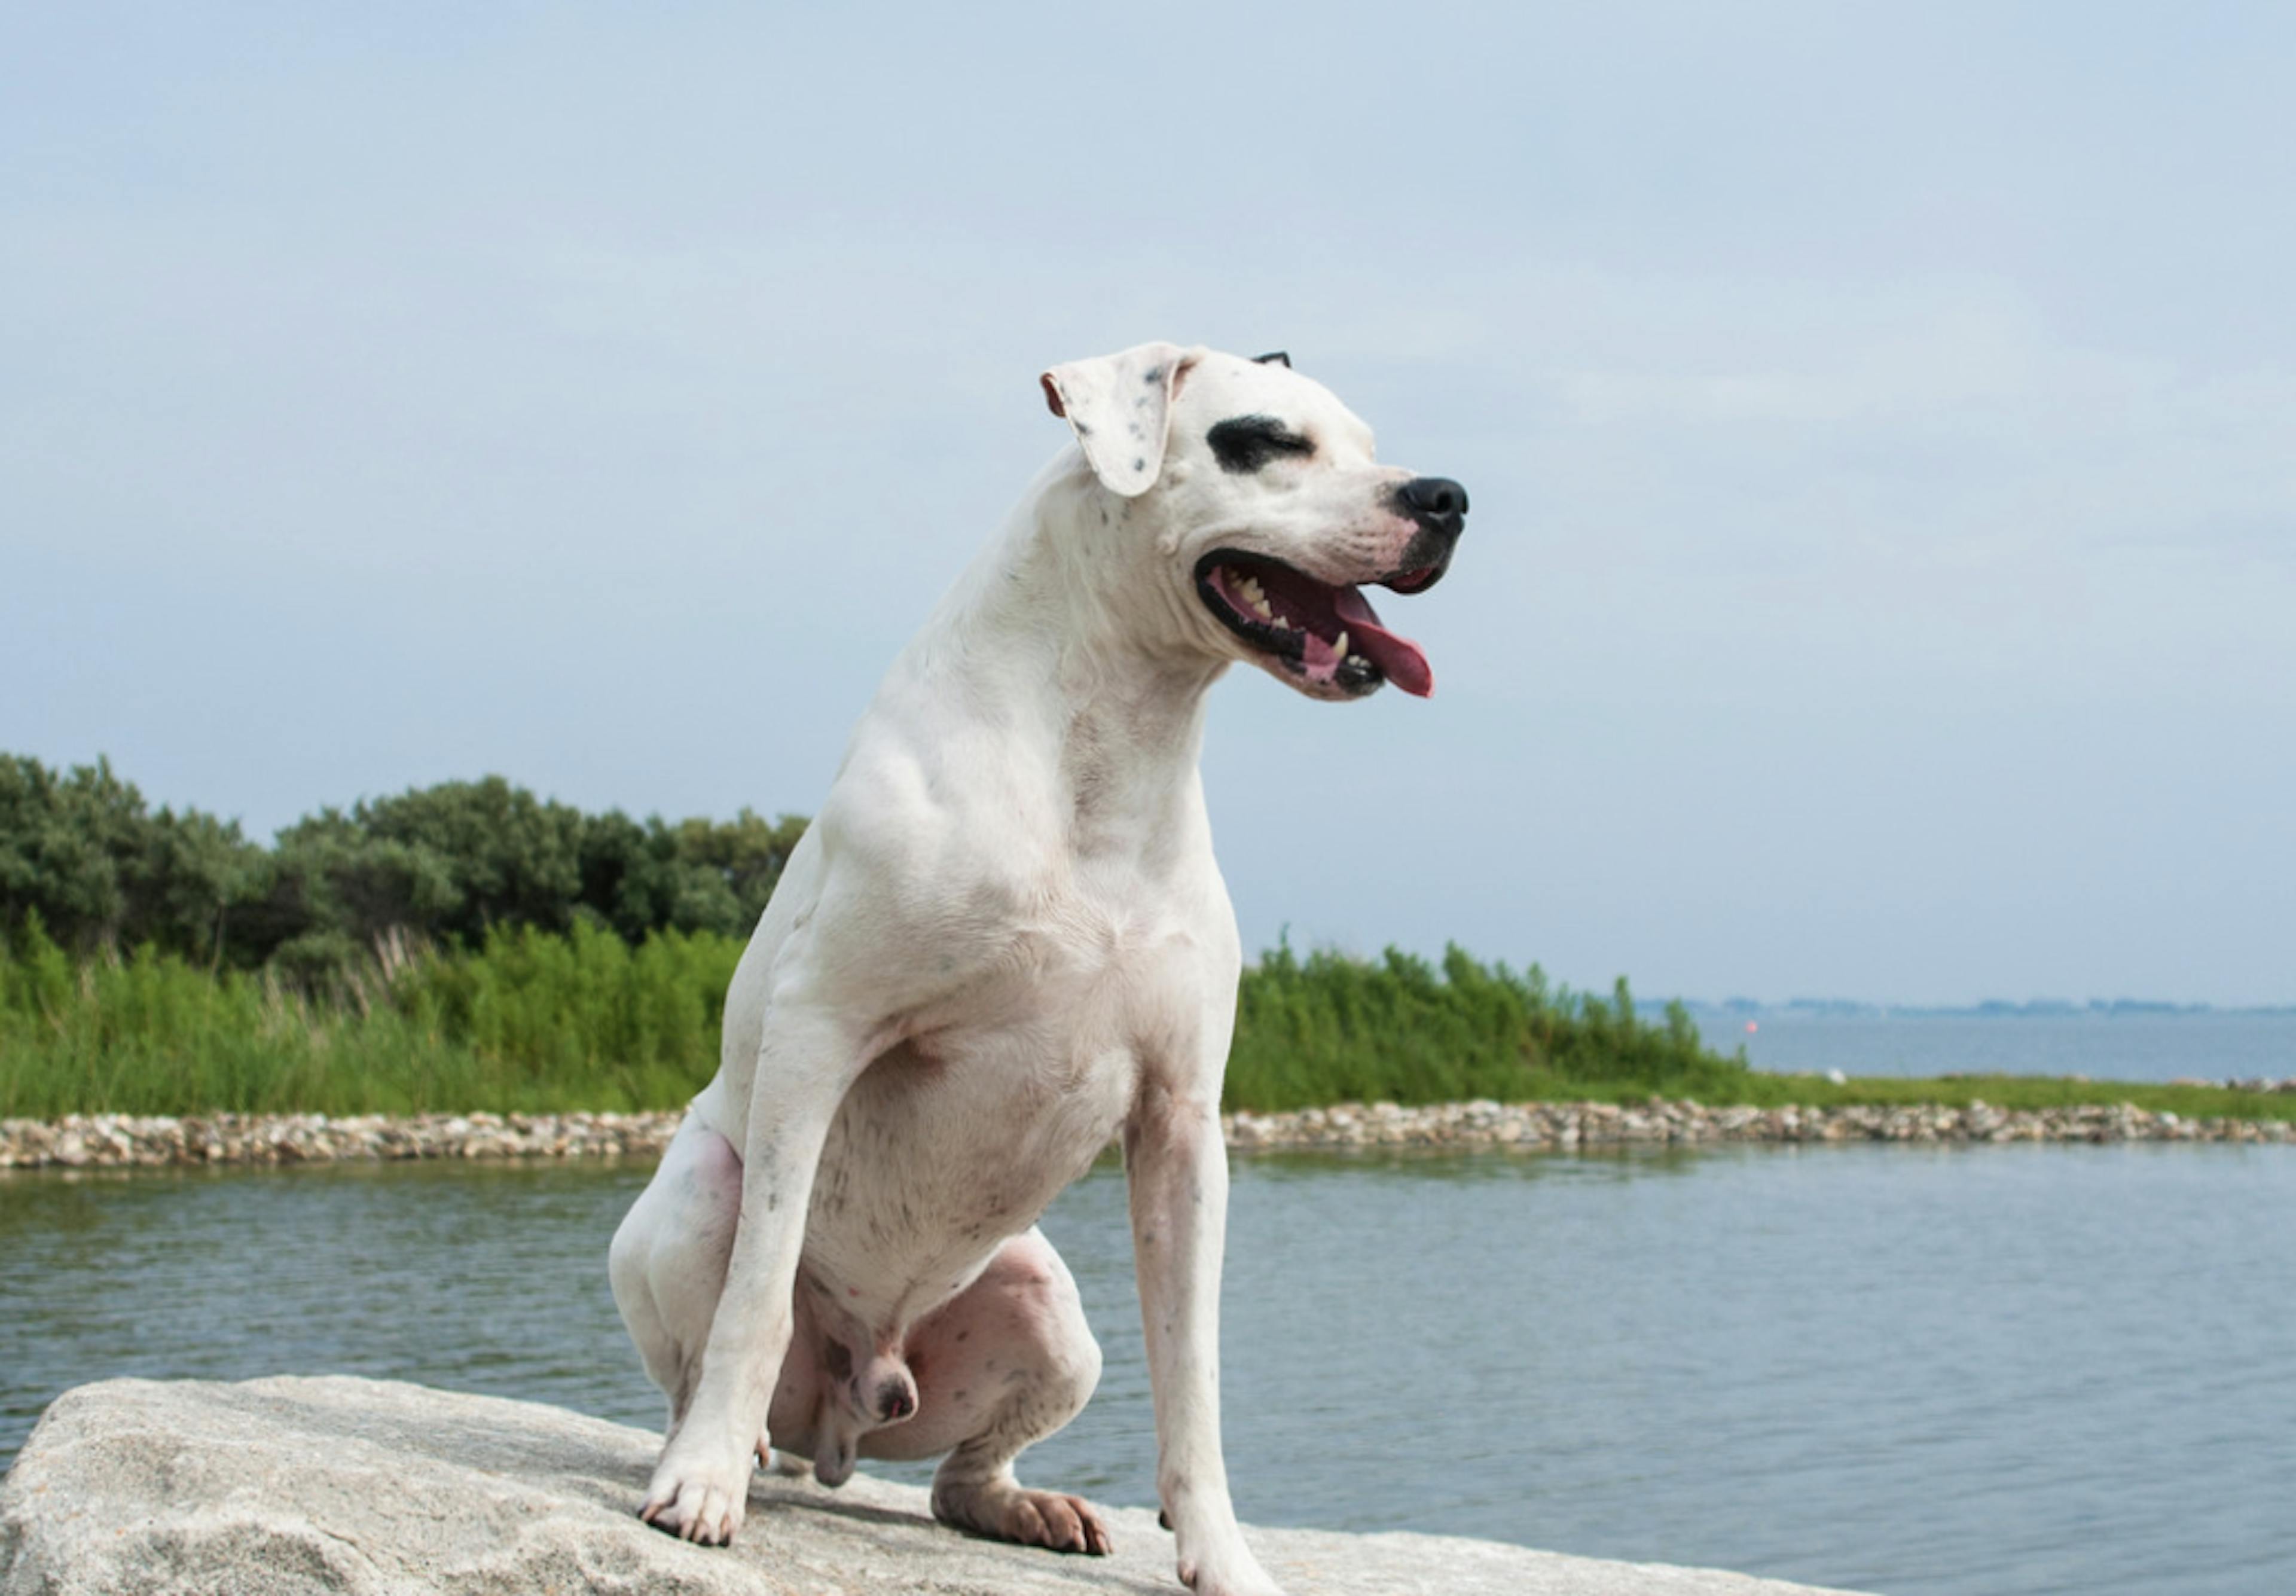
{"left": 1193, "top": 550, "right": 1443, "bottom": 697}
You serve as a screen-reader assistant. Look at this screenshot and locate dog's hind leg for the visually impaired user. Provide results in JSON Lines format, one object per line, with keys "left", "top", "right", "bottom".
{"left": 609, "top": 1118, "right": 746, "bottom": 1445}
{"left": 860, "top": 1228, "right": 1112, "bottom": 1555}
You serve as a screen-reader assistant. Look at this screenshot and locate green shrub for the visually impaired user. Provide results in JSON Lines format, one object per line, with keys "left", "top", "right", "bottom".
{"left": 1225, "top": 942, "right": 1746, "bottom": 1110}
{"left": 0, "top": 918, "right": 739, "bottom": 1118}
{"left": 0, "top": 753, "right": 807, "bottom": 982}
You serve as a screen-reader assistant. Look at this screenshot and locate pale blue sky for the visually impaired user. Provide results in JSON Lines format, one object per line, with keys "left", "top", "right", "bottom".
{"left": 5, "top": 4, "right": 2291, "bottom": 1003}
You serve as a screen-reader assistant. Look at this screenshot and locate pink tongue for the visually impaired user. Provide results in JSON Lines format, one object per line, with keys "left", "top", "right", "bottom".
{"left": 1332, "top": 588, "right": 1434, "bottom": 697}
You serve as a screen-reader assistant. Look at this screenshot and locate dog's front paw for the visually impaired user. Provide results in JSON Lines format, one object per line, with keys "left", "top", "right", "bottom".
{"left": 638, "top": 1443, "right": 753, "bottom": 1545}
{"left": 1176, "top": 1538, "right": 1287, "bottom": 1596}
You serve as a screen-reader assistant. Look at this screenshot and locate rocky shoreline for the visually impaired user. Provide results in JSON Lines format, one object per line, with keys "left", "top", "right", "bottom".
{"left": 2, "top": 1094, "right": 2290, "bottom": 1171}
{"left": 0, "top": 1111, "right": 678, "bottom": 1171}
{"left": 1225, "top": 1097, "right": 2294, "bottom": 1149}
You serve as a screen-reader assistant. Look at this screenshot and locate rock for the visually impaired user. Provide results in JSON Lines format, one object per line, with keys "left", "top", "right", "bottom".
{"left": 0, "top": 1377, "right": 1873, "bottom": 1596}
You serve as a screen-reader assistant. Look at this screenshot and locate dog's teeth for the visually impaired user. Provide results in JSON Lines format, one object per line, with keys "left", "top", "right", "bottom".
{"left": 1333, "top": 630, "right": 1349, "bottom": 658}
{"left": 1272, "top": 616, "right": 1291, "bottom": 630}
{"left": 1251, "top": 599, "right": 1274, "bottom": 620}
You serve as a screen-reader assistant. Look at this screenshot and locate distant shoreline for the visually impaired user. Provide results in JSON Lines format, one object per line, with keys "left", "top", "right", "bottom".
{"left": 5, "top": 1097, "right": 2291, "bottom": 1172}
{"left": 1681, "top": 1000, "right": 2296, "bottom": 1020}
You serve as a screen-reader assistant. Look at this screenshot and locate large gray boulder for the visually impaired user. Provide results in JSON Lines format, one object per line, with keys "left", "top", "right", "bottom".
{"left": 0, "top": 1377, "right": 1871, "bottom": 1595}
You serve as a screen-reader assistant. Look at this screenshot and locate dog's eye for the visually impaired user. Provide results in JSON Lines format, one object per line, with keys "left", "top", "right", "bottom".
{"left": 1206, "top": 416, "right": 1316, "bottom": 474}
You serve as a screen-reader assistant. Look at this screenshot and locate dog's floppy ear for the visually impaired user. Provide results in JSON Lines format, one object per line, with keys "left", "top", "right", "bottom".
{"left": 1040, "top": 341, "right": 1200, "bottom": 498}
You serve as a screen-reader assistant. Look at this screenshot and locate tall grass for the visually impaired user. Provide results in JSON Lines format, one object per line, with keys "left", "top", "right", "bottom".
{"left": 1227, "top": 942, "right": 1741, "bottom": 1110}
{"left": 20, "top": 924, "right": 2276, "bottom": 1124}
{"left": 0, "top": 921, "right": 743, "bottom": 1118}
{"left": 1, "top": 923, "right": 1736, "bottom": 1119}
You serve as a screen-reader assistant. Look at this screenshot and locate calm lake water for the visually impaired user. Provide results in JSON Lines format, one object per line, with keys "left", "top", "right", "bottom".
{"left": 1693, "top": 1008, "right": 2296, "bottom": 1084}
{"left": 5, "top": 1147, "right": 2292, "bottom": 1596}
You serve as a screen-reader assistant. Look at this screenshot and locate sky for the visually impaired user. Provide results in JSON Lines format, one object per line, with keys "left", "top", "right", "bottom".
{"left": 4, "top": 3, "right": 2291, "bottom": 1006}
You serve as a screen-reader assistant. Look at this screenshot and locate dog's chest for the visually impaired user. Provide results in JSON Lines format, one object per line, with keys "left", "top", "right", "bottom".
{"left": 801, "top": 913, "right": 1190, "bottom": 1314}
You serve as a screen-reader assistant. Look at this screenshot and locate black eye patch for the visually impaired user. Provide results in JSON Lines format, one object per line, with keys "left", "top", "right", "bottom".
{"left": 1206, "top": 414, "right": 1315, "bottom": 474}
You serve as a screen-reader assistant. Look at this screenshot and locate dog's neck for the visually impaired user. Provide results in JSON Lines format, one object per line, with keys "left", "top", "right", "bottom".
{"left": 894, "top": 454, "right": 1227, "bottom": 849}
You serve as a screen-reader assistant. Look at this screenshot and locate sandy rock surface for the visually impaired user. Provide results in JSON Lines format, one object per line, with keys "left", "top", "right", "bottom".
{"left": 0, "top": 1376, "right": 1873, "bottom": 1595}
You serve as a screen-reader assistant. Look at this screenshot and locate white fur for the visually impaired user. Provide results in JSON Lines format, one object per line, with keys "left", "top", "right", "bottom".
{"left": 609, "top": 343, "right": 1450, "bottom": 1595}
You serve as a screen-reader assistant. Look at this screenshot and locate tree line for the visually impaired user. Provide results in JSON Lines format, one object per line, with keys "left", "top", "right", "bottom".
{"left": 2, "top": 752, "right": 1759, "bottom": 1122}
{"left": 0, "top": 754, "right": 805, "bottom": 981}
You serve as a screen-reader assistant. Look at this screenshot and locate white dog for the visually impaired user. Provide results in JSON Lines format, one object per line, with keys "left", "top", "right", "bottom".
{"left": 608, "top": 342, "right": 1466, "bottom": 1595}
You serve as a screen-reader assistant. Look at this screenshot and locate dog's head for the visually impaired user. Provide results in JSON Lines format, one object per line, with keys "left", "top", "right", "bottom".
{"left": 1041, "top": 342, "right": 1466, "bottom": 701}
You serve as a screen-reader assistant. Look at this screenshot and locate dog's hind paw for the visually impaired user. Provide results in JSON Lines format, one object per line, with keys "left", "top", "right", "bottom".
{"left": 934, "top": 1478, "right": 1114, "bottom": 1556}
{"left": 1006, "top": 1489, "right": 1115, "bottom": 1556}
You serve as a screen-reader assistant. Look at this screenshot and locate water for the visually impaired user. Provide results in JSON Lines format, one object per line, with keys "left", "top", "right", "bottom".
{"left": 1685, "top": 1008, "right": 2296, "bottom": 1084}
{"left": 4, "top": 1148, "right": 2292, "bottom": 1596}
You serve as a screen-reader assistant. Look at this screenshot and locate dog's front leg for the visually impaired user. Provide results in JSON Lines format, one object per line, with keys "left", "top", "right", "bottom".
{"left": 639, "top": 1000, "right": 860, "bottom": 1545}
{"left": 1125, "top": 1085, "right": 1286, "bottom": 1596}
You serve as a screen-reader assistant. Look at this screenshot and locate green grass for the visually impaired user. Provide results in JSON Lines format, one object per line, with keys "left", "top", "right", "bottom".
{"left": 0, "top": 921, "right": 742, "bottom": 1118}
{"left": 1227, "top": 942, "right": 1746, "bottom": 1109}
{"left": 3, "top": 923, "right": 2288, "bottom": 1124}
{"left": 1694, "top": 1069, "right": 2296, "bottom": 1122}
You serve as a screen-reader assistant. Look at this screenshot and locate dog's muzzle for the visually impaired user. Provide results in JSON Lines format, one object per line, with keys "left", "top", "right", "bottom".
{"left": 1192, "top": 475, "right": 1467, "bottom": 699}
{"left": 1383, "top": 476, "right": 1469, "bottom": 593}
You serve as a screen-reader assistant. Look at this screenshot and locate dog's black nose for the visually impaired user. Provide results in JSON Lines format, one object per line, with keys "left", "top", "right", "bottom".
{"left": 1397, "top": 476, "right": 1469, "bottom": 528}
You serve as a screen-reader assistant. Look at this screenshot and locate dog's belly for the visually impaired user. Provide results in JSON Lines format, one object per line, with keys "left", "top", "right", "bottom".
{"left": 796, "top": 1026, "right": 1135, "bottom": 1333}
